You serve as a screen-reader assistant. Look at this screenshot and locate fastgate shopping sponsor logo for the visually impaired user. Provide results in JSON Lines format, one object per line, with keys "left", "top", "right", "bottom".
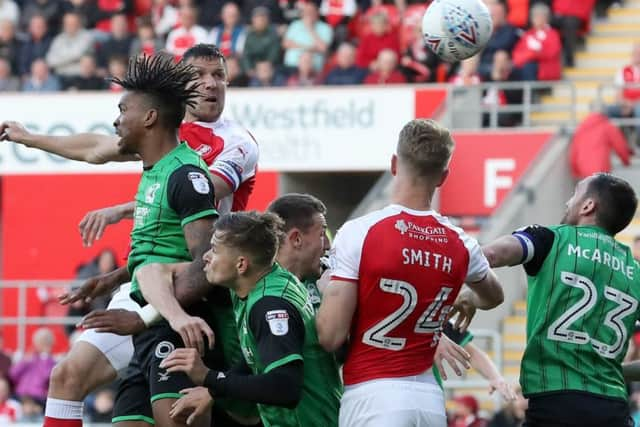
{"left": 395, "top": 219, "right": 449, "bottom": 243}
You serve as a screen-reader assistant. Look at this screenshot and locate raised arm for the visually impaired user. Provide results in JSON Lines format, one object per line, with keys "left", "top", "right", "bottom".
{"left": 0, "top": 121, "right": 137, "bottom": 164}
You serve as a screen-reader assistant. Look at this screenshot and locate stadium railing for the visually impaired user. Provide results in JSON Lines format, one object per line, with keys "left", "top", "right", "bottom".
{"left": 442, "top": 81, "right": 578, "bottom": 129}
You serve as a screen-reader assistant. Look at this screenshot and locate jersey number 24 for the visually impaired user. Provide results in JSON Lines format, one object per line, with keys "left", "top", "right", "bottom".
{"left": 362, "top": 278, "right": 453, "bottom": 351}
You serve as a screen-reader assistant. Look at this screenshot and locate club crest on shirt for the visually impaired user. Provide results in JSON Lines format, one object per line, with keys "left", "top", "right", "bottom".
{"left": 195, "top": 144, "right": 213, "bottom": 156}
{"left": 188, "top": 172, "right": 210, "bottom": 194}
{"left": 266, "top": 310, "right": 289, "bottom": 336}
{"left": 145, "top": 183, "right": 161, "bottom": 203}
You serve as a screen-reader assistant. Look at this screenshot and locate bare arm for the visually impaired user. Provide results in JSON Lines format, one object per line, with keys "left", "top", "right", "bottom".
{"left": 465, "top": 269, "right": 504, "bottom": 310}
{"left": 173, "top": 218, "right": 217, "bottom": 307}
{"left": 466, "top": 342, "right": 516, "bottom": 400}
{"left": 0, "top": 121, "right": 137, "bottom": 164}
{"left": 210, "top": 175, "right": 233, "bottom": 202}
{"left": 316, "top": 279, "right": 357, "bottom": 352}
{"left": 482, "top": 235, "right": 525, "bottom": 269}
{"left": 137, "top": 262, "right": 190, "bottom": 323}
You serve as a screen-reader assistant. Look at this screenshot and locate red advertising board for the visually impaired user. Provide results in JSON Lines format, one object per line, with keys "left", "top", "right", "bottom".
{"left": 439, "top": 131, "right": 552, "bottom": 216}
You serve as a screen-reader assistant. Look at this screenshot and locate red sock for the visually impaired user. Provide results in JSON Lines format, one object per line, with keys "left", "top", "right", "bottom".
{"left": 43, "top": 417, "right": 82, "bottom": 427}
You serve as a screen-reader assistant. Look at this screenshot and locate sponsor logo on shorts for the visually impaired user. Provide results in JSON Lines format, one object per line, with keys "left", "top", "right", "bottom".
{"left": 155, "top": 341, "right": 175, "bottom": 359}
{"left": 158, "top": 371, "right": 170, "bottom": 382}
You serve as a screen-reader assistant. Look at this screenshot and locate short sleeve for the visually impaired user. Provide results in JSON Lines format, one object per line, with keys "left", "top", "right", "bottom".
{"left": 248, "top": 296, "right": 305, "bottom": 374}
{"left": 463, "top": 233, "right": 490, "bottom": 283}
{"left": 329, "top": 219, "right": 366, "bottom": 282}
{"left": 209, "top": 133, "right": 258, "bottom": 192}
{"left": 167, "top": 164, "right": 218, "bottom": 226}
{"left": 512, "top": 225, "right": 555, "bottom": 276}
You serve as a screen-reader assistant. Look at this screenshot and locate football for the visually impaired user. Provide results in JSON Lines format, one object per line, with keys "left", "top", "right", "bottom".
{"left": 421, "top": 0, "right": 493, "bottom": 62}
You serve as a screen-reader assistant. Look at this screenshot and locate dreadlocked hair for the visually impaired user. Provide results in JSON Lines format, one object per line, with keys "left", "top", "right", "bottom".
{"left": 111, "top": 54, "right": 200, "bottom": 128}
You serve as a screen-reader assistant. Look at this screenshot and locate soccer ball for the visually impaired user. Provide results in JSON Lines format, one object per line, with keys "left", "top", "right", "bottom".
{"left": 421, "top": 0, "right": 493, "bottom": 62}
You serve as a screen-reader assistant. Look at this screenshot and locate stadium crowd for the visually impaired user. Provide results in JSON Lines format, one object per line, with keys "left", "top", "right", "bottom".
{"left": 0, "top": 0, "right": 623, "bottom": 92}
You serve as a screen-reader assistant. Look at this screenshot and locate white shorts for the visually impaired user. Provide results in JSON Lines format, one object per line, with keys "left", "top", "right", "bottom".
{"left": 76, "top": 283, "right": 136, "bottom": 374}
{"left": 339, "top": 370, "right": 446, "bottom": 427}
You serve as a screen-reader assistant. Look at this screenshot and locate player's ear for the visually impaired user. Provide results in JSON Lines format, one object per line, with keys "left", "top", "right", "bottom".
{"left": 237, "top": 255, "right": 249, "bottom": 275}
{"left": 391, "top": 154, "right": 398, "bottom": 176}
{"left": 436, "top": 168, "right": 450, "bottom": 187}
{"left": 144, "top": 109, "right": 158, "bottom": 128}
{"left": 580, "top": 197, "right": 597, "bottom": 217}
{"left": 288, "top": 229, "right": 302, "bottom": 249}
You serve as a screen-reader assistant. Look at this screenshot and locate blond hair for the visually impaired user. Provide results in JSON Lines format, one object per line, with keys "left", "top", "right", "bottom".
{"left": 397, "top": 119, "right": 455, "bottom": 178}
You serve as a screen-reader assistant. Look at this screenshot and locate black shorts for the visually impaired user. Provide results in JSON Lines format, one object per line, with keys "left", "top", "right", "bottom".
{"left": 133, "top": 322, "right": 197, "bottom": 403}
{"left": 112, "top": 359, "right": 153, "bottom": 425}
{"left": 524, "top": 391, "right": 633, "bottom": 427}
{"left": 210, "top": 404, "right": 262, "bottom": 427}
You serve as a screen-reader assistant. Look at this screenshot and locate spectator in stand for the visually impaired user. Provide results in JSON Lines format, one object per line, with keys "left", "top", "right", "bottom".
{"left": 226, "top": 54, "right": 249, "bottom": 87}
{"left": 479, "top": 0, "right": 520, "bottom": 79}
{"left": 92, "top": 0, "right": 133, "bottom": 35}
{"left": 512, "top": 2, "right": 562, "bottom": 81}
{"left": 364, "top": 48, "right": 406, "bottom": 84}
{"left": 9, "top": 328, "right": 55, "bottom": 413}
{"left": 553, "top": 0, "right": 596, "bottom": 67}
{"left": 278, "top": 0, "right": 304, "bottom": 25}
{"left": 106, "top": 54, "right": 126, "bottom": 91}
{"left": 210, "top": 2, "right": 246, "bottom": 57}
{"left": 449, "top": 56, "right": 482, "bottom": 86}
{"left": 64, "top": 54, "right": 106, "bottom": 90}
{"left": 0, "top": 377, "right": 21, "bottom": 424}
{"left": 0, "top": 0, "right": 18, "bottom": 26}
{"left": 356, "top": 11, "right": 400, "bottom": 70}
{"left": 150, "top": 0, "right": 177, "bottom": 38}
{"left": 129, "top": 17, "right": 163, "bottom": 56}
{"left": 320, "top": 0, "right": 356, "bottom": 46}
{"left": 241, "top": 0, "right": 285, "bottom": 27}
{"left": 287, "top": 50, "right": 319, "bottom": 86}
{"left": 45, "top": 12, "right": 93, "bottom": 82}
{"left": 607, "top": 42, "right": 640, "bottom": 139}
{"left": 0, "top": 56, "right": 19, "bottom": 90}
{"left": 165, "top": 5, "right": 207, "bottom": 61}
{"left": 483, "top": 50, "right": 523, "bottom": 127}
{"left": 18, "top": 15, "right": 51, "bottom": 77}
{"left": 0, "top": 20, "right": 20, "bottom": 74}
{"left": 96, "top": 13, "right": 132, "bottom": 70}
{"left": 283, "top": 1, "right": 333, "bottom": 72}
{"left": 241, "top": 6, "right": 281, "bottom": 77}
{"left": 569, "top": 109, "right": 632, "bottom": 180}
{"left": 61, "top": 0, "right": 99, "bottom": 29}
{"left": 20, "top": 0, "right": 63, "bottom": 35}
{"left": 0, "top": 332, "right": 11, "bottom": 382}
{"left": 400, "top": 22, "right": 439, "bottom": 83}
{"left": 249, "top": 59, "right": 285, "bottom": 86}
{"left": 324, "top": 41, "right": 366, "bottom": 85}
{"left": 22, "top": 58, "right": 60, "bottom": 91}
{"left": 487, "top": 385, "right": 528, "bottom": 427}
{"left": 450, "top": 395, "right": 488, "bottom": 427}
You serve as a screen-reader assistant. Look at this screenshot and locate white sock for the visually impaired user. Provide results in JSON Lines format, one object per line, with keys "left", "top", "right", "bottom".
{"left": 44, "top": 398, "right": 83, "bottom": 419}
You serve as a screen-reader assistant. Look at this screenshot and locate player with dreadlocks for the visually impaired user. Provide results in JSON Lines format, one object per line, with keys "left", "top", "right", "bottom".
{"left": 45, "top": 54, "right": 217, "bottom": 427}
{"left": 108, "top": 54, "right": 219, "bottom": 427}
